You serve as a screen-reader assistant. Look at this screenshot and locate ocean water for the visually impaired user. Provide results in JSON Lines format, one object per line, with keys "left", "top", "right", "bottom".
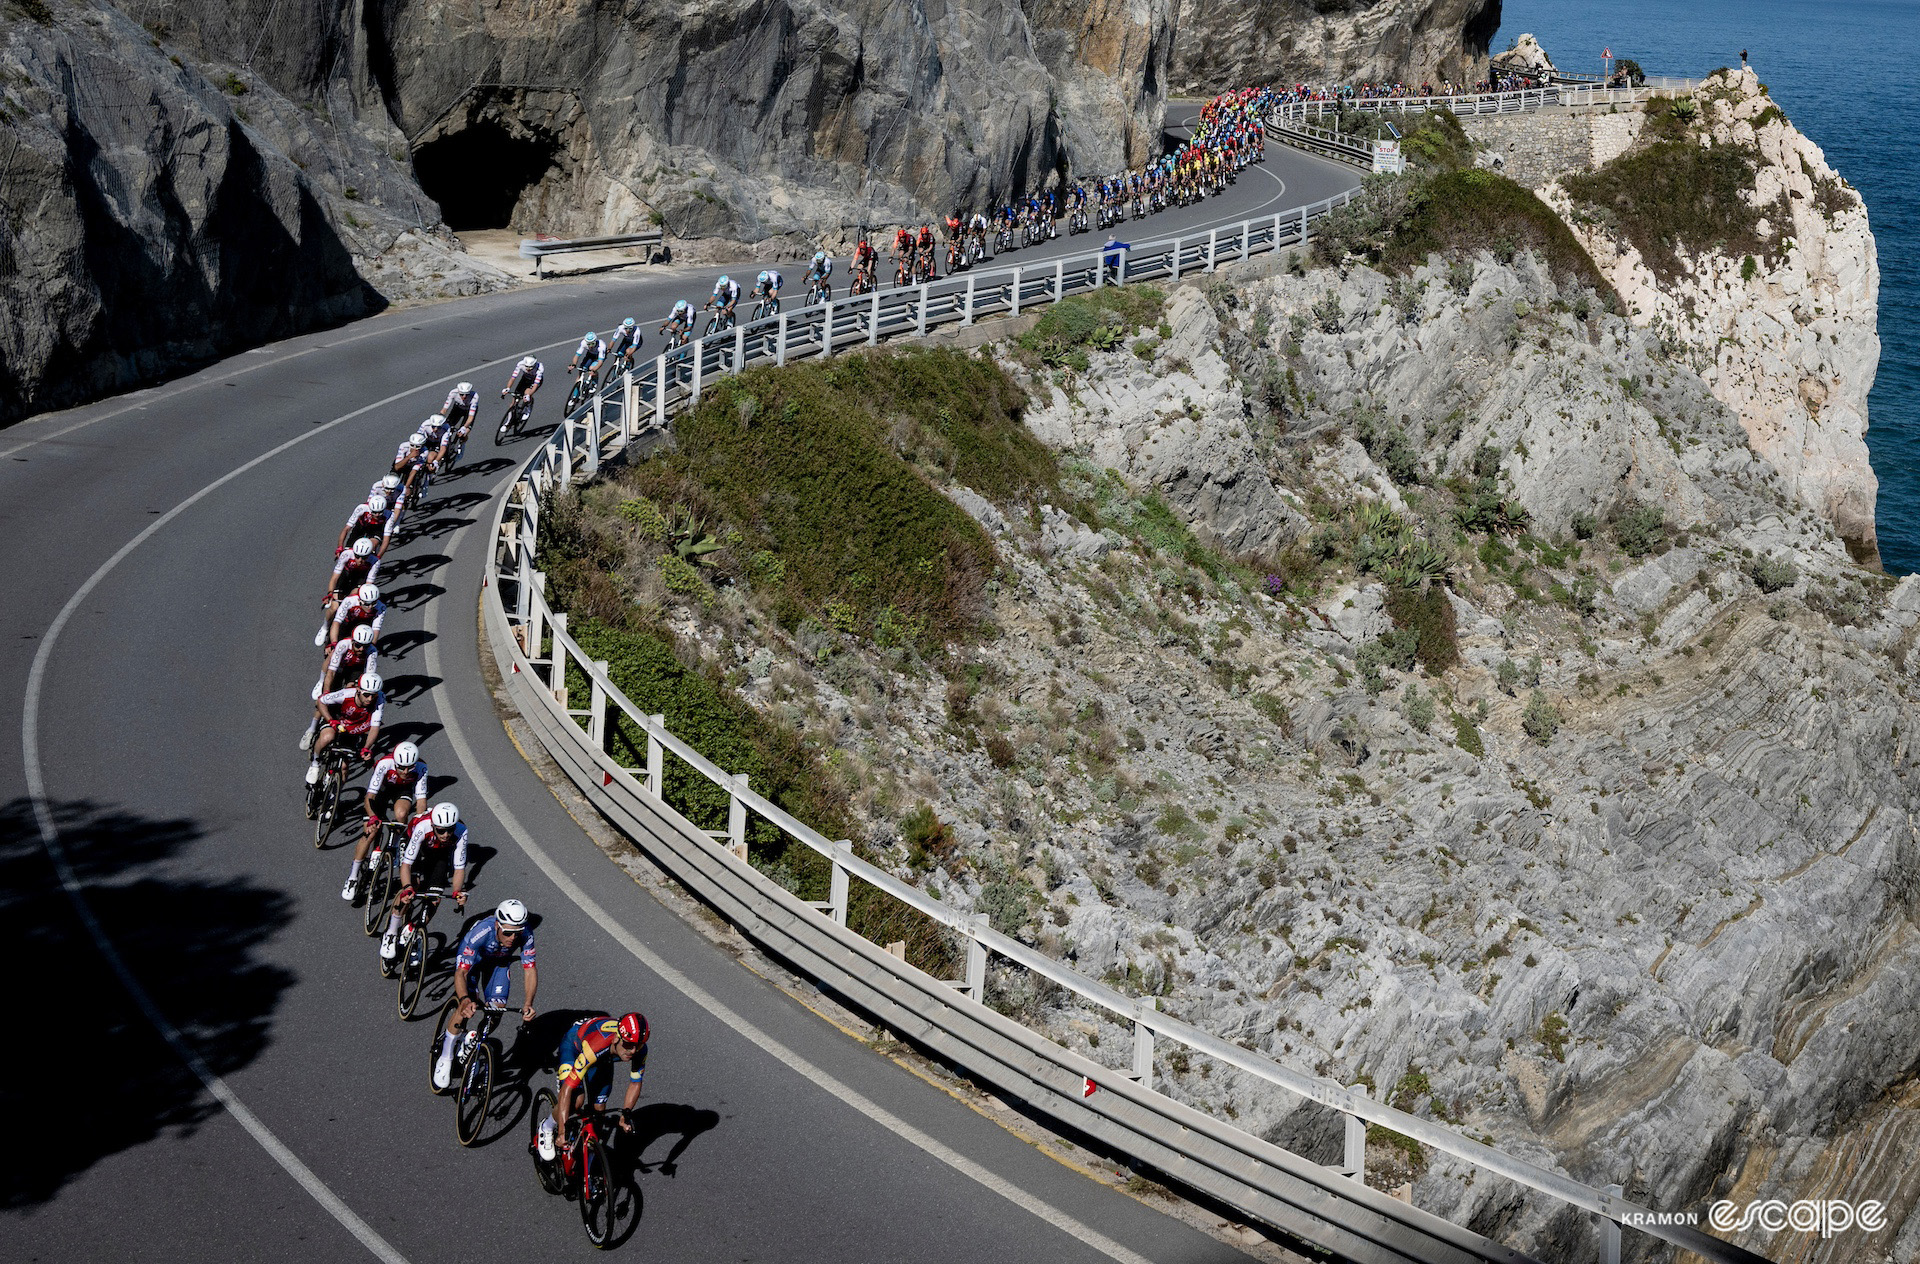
{"left": 1492, "top": 0, "right": 1919, "bottom": 572}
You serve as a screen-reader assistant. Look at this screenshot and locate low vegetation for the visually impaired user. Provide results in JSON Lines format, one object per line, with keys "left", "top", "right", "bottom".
{"left": 1564, "top": 138, "right": 1787, "bottom": 284}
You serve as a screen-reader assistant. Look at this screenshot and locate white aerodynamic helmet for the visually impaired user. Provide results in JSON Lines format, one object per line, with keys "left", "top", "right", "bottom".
{"left": 381, "top": 474, "right": 403, "bottom": 491}
{"left": 368, "top": 495, "right": 388, "bottom": 515}
{"left": 431, "top": 803, "right": 459, "bottom": 829}
{"left": 456, "top": 381, "right": 473, "bottom": 394}
{"left": 495, "top": 898, "right": 528, "bottom": 929}
{"left": 351, "top": 625, "right": 376, "bottom": 646}
{"left": 351, "top": 538, "right": 375, "bottom": 558}
{"left": 407, "top": 432, "right": 426, "bottom": 448}
{"left": 358, "top": 671, "right": 383, "bottom": 693}
{"left": 392, "top": 741, "right": 420, "bottom": 769}
{"left": 357, "top": 583, "right": 380, "bottom": 604}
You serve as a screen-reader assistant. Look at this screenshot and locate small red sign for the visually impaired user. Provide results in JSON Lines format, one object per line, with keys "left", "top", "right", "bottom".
{"left": 1603, "top": 47, "right": 1612, "bottom": 58}
{"left": 1083, "top": 1077, "right": 1099, "bottom": 1098}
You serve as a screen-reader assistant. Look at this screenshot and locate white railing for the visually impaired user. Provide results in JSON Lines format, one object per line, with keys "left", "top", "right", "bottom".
{"left": 475, "top": 186, "right": 1769, "bottom": 1264}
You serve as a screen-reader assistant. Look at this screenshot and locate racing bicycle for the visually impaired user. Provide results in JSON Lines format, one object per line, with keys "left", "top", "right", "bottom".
{"left": 392, "top": 885, "right": 454, "bottom": 1017}
{"left": 529, "top": 1092, "right": 629, "bottom": 1248}
{"left": 429, "top": 995, "right": 517, "bottom": 1146}
{"left": 562, "top": 365, "right": 601, "bottom": 415}
{"left": 360, "top": 817, "right": 406, "bottom": 937}
{"left": 307, "top": 740, "right": 360, "bottom": 846}
{"left": 495, "top": 392, "right": 534, "bottom": 445}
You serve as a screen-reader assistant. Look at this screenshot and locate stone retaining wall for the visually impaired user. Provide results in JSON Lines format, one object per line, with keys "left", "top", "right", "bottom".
{"left": 1460, "top": 106, "right": 1646, "bottom": 188}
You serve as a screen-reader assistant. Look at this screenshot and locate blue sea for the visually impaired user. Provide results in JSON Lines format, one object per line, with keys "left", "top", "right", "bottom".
{"left": 1493, "top": 0, "right": 1920, "bottom": 571}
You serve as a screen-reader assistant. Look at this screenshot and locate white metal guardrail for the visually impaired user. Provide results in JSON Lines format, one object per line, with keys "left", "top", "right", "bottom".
{"left": 474, "top": 186, "right": 1771, "bottom": 1264}
{"left": 519, "top": 230, "right": 666, "bottom": 275}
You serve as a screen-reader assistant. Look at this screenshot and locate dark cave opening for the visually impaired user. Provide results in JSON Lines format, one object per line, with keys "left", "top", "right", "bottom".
{"left": 412, "top": 119, "right": 558, "bottom": 232}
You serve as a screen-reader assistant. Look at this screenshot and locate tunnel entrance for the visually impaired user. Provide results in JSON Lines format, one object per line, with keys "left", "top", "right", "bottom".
{"left": 412, "top": 119, "right": 559, "bottom": 231}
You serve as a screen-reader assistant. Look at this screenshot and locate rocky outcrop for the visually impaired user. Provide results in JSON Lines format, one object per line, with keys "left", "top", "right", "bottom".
{"left": 1543, "top": 67, "right": 1881, "bottom": 564}
{"left": 626, "top": 254, "right": 1913, "bottom": 1256}
{"left": 0, "top": 2, "right": 510, "bottom": 425}
{"left": 1167, "top": 0, "right": 1500, "bottom": 97}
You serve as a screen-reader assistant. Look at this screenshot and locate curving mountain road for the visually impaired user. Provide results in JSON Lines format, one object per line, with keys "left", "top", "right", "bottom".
{"left": 2, "top": 137, "right": 1362, "bottom": 1263}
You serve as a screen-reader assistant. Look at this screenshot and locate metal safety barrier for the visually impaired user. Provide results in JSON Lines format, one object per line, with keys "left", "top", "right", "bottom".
{"left": 519, "top": 230, "right": 666, "bottom": 275}
{"left": 473, "top": 182, "right": 1771, "bottom": 1264}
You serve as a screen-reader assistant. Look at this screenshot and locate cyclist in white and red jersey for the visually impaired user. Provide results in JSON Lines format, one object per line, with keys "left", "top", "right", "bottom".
{"left": 307, "top": 671, "right": 385, "bottom": 783}
{"left": 324, "top": 583, "right": 387, "bottom": 647}
{"left": 368, "top": 472, "right": 404, "bottom": 508}
{"left": 317, "top": 538, "right": 381, "bottom": 643}
{"left": 335, "top": 496, "right": 398, "bottom": 558}
{"left": 391, "top": 430, "right": 432, "bottom": 510}
{"left": 300, "top": 624, "right": 378, "bottom": 750}
{"left": 439, "top": 382, "right": 479, "bottom": 439}
{"left": 379, "top": 802, "right": 469, "bottom": 960}
{"left": 345, "top": 741, "right": 429, "bottom": 902}
{"left": 503, "top": 357, "right": 544, "bottom": 408}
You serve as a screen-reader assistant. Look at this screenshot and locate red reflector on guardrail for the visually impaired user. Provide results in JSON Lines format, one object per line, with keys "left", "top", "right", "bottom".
{"left": 1083, "top": 1077, "right": 1098, "bottom": 1098}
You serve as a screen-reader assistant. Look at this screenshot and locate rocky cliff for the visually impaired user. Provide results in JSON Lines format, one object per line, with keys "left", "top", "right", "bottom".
{"left": 544, "top": 223, "right": 1912, "bottom": 1256}
{"left": 1544, "top": 68, "right": 1881, "bottom": 565}
{"left": 1167, "top": 0, "right": 1499, "bottom": 97}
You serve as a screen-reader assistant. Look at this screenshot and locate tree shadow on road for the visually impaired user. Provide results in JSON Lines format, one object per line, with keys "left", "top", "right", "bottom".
{"left": 0, "top": 796, "right": 295, "bottom": 1210}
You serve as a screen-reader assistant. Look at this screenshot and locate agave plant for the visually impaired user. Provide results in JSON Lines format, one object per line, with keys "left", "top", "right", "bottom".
{"left": 667, "top": 508, "right": 725, "bottom": 566}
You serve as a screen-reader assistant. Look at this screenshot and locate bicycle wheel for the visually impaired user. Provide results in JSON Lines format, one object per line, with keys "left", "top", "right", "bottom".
{"left": 426, "top": 996, "right": 456, "bottom": 1093}
{"left": 579, "top": 1130, "right": 615, "bottom": 1247}
{"left": 456, "top": 1039, "right": 494, "bottom": 1146}
{"left": 495, "top": 404, "right": 518, "bottom": 445}
{"left": 313, "top": 767, "right": 341, "bottom": 848}
{"left": 529, "top": 1086, "right": 565, "bottom": 1194}
{"left": 361, "top": 847, "right": 392, "bottom": 937}
{"left": 398, "top": 917, "right": 432, "bottom": 1019}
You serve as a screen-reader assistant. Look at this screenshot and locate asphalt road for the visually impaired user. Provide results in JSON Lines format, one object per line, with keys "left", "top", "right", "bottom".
{"left": 1, "top": 136, "right": 1360, "bottom": 1263}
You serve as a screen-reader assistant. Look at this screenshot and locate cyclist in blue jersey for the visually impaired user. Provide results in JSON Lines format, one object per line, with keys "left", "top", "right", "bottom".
{"left": 435, "top": 898, "right": 538, "bottom": 1089}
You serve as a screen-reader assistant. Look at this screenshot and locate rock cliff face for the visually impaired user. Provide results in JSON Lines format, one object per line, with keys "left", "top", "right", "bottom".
{"left": 1543, "top": 68, "right": 1881, "bottom": 564}
{"left": 560, "top": 244, "right": 1913, "bottom": 1255}
{"left": 1167, "top": 0, "right": 1499, "bottom": 97}
{"left": 0, "top": 1, "right": 511, "bottom": 425}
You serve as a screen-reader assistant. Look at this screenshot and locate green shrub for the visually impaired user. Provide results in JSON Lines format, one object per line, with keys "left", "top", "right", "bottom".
{"left": 978, "top": 877, "right": 1040, "bottom": 935}
{"left": 1449, "top": 711, "right": 1484, "bottom": 757}
{"left": 624, "top": 349, "right": 1034, "bottom": 647}
{"left": 1741, "top": 254, "right": 1759, "bottom": 283}
{"left": 657, "top": 553, "right": 706, "bottom": 598}
{"left": 619, "top": 496, "right": 669, "bottom": 539}
{"left": 1402, "top": 684, "right": 1436, "bottom": 733}
{"left": 1751, "top": 555, "right": 1799, "bottom": 593}
{"left": 1521, "top": 690, "right": 1561, "bottom": 745}
{"left": 1570, "top": 511, "right": 1598, "bottom": 540}
{"left": 1382, "top": 169, "right": 1615, "bottom": 297}
{"left": 1357, "top": 627, "right": 1420, "bottom": 694}
{"left": 902, "top": 803, "right": 957, "bottom": 869}
{"left": 1564, "top": 141, "right": 1784, "bottom": 284}
{"left": 1384, "top": 585, "right": 1459, "bottom": 672}
{"left": 1610, "top": 502, "right": 1667, "bottom": 558}
{"left": 1538, "top": 1012, "right": 1571, "bottom": 1062}
{"left": 1019, "top": 288, "right": 1167, "bottom": 370}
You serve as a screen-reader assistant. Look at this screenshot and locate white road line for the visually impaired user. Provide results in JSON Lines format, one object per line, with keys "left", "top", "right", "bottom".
{"left": 17, "top": 336, "right": 575, "bottom": 1262}
{"left": 421, "top": 510, "right": 1158, "bottom": 1264}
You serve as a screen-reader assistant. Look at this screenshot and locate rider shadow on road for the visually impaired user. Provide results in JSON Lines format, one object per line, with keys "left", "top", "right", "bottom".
{"left": 2, "top": 797, "right": 295, "bottom": 1211}
{"left": 381, "top": 582, "right": 444, "bottom": 612}
{"left": 380, "top": 672, "right": 442, "bottom": 705}
{"left": 378, "top": 553, "right": 452, "bottom": 581}
{"left": 375, "top": 628, "right": 435, "bottom": 662}
{"left": 626, "top": 1102, "right": 720, "bottom": 1177}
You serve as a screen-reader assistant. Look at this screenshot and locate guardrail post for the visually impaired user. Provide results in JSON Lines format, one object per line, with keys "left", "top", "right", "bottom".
{"left": 548, "top": 612, "right": 569, "bottom": 702}
{"left": 1341, "top": 1082, "right": 1370, "bottom": 1181}
{"left": 822, "top": 299, "right": 835, "bottom": 356}
{"left": 1207, "top": 228, "right": 1217, "bottom": 272}
{"left": 829, "top": 840, "right": 851, "bottom": 926}
{"left": 1053, "top": 259, "right": 1063, "bottom": 301}
{"left": 1240, "top": 222, "right": 1250, "bottom": 263}
{"left": 868, "top": 289, "right": 881, "bottom": 345}
{"left": 1300, "top": 205, "right": 1310, "bottom": 250}
{"left": 1011, "top": 266, "right": 1022, "bottom": 315}
{"left": 622, "top": 372, "right": 635, "bottom": 443}
{"left": 776, "top": 312, "right": 788, "bottom": 366}
{"left": 1093, "top": 252, "right": 1103, "bottom": 289}
{"left": 585, "top": 395, "right": 601, "bottom": 475}
{"left": 964, "top": 913, "right": 988, "bottom": 1001}
{"left": 1600, "top": 1184, "right": 1623, "bottom": 1264}
{"left": 1117, "top": 248, "right": 1127, "bottom": 285}
{"left": 732, "top": 323, "right": 745, "bottom": 374}
{"left": 588, "top": 659, "right": 610, "bottom": 747}
{"left": 1130, "top": 1020, "right": 1154, "bottom": 1085}
{"left": 963, "top": 275, "right": 975, "bottom": 325}
{"left": 727, "top": 772, "right": 750, "bottom": 861}
{"left": 645, "top": 714, "right": 665, "bottom": 797}
{"left": 1271, "top": 214, "right": 1282, "bottom": 253}
{"left": 691, "top": 335, "right": 705, "bottom": 405}
{"left": 916, "top": 283, "right": 928, "bottom": 336}
{"left": 1170, "top": 236, "right": 1181, "bottom": 281}
{"left": 654, "top": 353, "right": 667, "bottom": 430}
{"left": 528, "top": 572, "right": 547, "bottom": 668}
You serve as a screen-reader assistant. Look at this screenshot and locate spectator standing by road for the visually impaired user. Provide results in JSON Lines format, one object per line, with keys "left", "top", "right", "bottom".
{"left": 1101, "top": 234, "right": 1129, "bottom": 284}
